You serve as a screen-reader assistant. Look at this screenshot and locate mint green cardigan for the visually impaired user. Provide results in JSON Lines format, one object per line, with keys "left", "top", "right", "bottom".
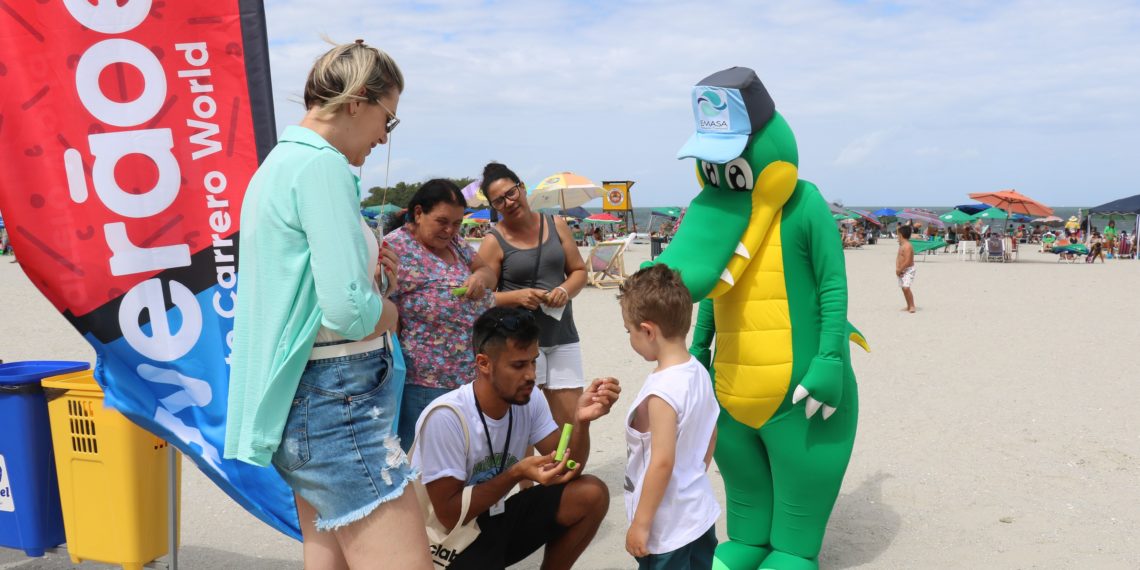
{"left": 224, "top": 126, "right": 383, "bottom": 466}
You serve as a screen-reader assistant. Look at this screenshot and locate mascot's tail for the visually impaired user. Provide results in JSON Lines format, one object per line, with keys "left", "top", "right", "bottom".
{"left": 848, "top": 322, "right": 870, "bottom": 352}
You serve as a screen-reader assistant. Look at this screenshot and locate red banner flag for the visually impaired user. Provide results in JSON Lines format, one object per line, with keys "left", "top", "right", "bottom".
{"left": 0, "top": 0, "right": 299, "bottom": 538}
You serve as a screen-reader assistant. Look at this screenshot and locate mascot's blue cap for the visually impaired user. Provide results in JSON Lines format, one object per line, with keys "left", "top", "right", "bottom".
{"left": 677, "top": 67, "right": 775, "bottom": 164}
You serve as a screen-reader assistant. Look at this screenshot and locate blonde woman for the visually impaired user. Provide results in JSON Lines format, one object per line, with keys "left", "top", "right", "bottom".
{"left": 226, "top": 41, "right": 430, "bottom": 569}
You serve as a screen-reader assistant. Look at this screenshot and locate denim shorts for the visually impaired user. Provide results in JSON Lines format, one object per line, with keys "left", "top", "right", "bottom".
{"left": 397, "top": 383, "right": 453, "bottom": 453}
{"left": 272, "top": 347, "right": 417, "bottom": 531}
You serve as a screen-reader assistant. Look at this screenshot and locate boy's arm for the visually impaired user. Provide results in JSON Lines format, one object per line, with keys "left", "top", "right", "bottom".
{"left": 703, "top": 425, "right": 717, "bottom": 471}
{"left": 626, "top": 396, "right": 677, "bottom": 558}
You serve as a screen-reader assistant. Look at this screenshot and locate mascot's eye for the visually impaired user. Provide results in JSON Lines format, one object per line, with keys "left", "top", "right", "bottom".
{"left": 725, "top": 158, "right": 754, "bottom": 192}
{"left": 700, "top": 161, "right": 720, "bottom": 187}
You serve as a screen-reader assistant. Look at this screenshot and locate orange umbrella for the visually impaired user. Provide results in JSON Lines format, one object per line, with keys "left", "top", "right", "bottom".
{"left": 967, "top": 189, "right": 1053, "bottom": 217}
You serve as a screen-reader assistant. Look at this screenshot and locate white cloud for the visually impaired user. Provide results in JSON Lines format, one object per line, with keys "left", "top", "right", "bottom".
{"left": 260, "top": 0, "right": 1140, "bottom": 206}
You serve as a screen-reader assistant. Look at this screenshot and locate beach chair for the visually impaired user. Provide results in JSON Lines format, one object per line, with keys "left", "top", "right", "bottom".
{"left": 982, "top": 236, "right": 1005, "bottom": 262}
{"left": 957, "top": 240, "right": 977, "bottom": 261}
{"left": 1118, "top": 237, "right": 1134, "bottom": 259}
{"left": 1041, "top": 234, "right": 1056, "bottom": 253}
{"left": 1002, "top": 237, "right": 1018, "bottom": 262}
{"left": 586, "top": 234, "right": 634, "bottom": 289}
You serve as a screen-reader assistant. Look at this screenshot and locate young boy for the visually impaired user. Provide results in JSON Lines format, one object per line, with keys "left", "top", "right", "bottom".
{"left": 617, "top": 264, "right": 719, "bottom": 570}
{"left": 897, "top": 225, "right": 916, "bottom": 313}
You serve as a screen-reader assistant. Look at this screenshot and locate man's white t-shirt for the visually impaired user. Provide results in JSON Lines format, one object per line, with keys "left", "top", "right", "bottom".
{"left": 413, "top": 382, "right": 559, "bottom": 486}
{"left": 624, "top": 357, "right": 720, "bottom": 554}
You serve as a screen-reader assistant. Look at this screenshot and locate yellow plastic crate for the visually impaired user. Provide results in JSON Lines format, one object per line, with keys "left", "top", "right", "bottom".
{"left": 41, "top": 370, "right": 181, "bottom": 570}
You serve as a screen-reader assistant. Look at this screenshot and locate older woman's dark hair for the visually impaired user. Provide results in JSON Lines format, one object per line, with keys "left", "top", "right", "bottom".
{"left": 385, "top": 178, "right": 466, "bottom": 233}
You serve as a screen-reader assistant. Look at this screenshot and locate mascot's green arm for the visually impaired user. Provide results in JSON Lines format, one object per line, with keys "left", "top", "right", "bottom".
{"left": 789, "top": 186, "right": 852, "bottom": 416}
{"left": 690, "top": 298, "right": 716, "bottom": 371}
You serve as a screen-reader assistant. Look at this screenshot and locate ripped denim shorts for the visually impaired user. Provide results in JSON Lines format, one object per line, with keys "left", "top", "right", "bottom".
{"left": 272, "top": 347, "right": 417, "bottom": 531}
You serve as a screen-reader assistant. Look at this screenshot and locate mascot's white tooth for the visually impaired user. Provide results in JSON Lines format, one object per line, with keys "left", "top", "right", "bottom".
{"left": 735, "top": 242, "right": 751, "bottom": 259}
{"left": 720, "top": 269, "right": 735, "bottom": 286}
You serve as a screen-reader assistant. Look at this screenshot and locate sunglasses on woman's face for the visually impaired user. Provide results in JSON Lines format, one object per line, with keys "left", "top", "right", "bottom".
{"left": 490, "top": 183, "right": 522, "bottom": 210}
{"left": 376, "top": 100, "right": 400, "bottom": 133}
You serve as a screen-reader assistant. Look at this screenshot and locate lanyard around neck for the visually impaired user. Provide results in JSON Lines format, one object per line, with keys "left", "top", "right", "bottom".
{"left": 474, "top": 394, "right": 513, "bottom": 475}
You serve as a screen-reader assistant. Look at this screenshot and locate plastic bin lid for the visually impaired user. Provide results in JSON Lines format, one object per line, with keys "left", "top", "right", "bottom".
{"left": 0, "top": 361, "right": 91, "bottom": 386}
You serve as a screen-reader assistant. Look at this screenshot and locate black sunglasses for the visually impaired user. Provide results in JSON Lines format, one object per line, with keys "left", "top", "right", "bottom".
{"left": 474, "top": 311, "right": 536, "bottom": 353}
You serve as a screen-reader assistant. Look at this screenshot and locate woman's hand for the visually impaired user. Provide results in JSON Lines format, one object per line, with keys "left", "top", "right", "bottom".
{"left": 377, "top": 242, "right": 399, "bottom": 295}
{"left": 514, "top": 288, "right": 548, "bottom": 310}
{"left": 460, "top": 272, "right": 487, "bottom": 300}
{"left": 544, "top": 286, "right": 569, "bottom": 308}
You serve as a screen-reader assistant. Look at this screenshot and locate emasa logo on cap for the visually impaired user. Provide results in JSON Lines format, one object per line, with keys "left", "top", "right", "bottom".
{"left": 695, "top": 88, "right": 731, "bottom": 132}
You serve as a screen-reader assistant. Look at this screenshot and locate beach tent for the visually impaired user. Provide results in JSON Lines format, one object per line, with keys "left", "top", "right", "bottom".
{"left": 1087, "top": 193, "right": 1140, "bottom": 260}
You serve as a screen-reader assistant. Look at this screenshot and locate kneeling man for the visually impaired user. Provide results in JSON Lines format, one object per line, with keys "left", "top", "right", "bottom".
{"left": 412, "top": 307, "right": 620, "bottom": 570}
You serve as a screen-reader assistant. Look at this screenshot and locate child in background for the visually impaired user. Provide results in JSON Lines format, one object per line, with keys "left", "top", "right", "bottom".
{"left": 897, "top": 225, "right": 916, "bottom": 313}
{"left": 617, "top": 264, "right": 719, "bottom": 570}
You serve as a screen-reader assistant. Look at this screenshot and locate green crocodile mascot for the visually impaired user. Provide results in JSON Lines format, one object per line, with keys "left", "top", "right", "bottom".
{"left": 650, "top": 67, "right": 869, "bottom": 570}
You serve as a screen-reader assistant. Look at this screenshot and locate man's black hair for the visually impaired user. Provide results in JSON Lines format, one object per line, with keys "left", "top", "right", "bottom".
{"left": 898, "top": 225, "right": 913, "bottom": 239}
{"left": 472, "top": 307, "right": 540, "bottom": 357}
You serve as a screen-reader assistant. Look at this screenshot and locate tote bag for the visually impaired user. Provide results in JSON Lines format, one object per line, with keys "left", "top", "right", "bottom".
{"left": 409, "top": 403, "right": 481, "bottom": 567}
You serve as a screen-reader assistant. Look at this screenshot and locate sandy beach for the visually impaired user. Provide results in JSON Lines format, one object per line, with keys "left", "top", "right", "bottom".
{"left": 2, "top": 241, "right": 1139, "bottom": 569}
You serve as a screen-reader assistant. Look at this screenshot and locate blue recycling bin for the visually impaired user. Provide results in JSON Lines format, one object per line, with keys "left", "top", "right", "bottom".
{"left": 0, "top": 360, "right": 90, "bottom": 557}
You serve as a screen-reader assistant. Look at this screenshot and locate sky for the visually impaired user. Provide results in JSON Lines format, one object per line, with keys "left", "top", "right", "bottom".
{"left": 261, "top": 0, "right": 1140, "bottom": 208}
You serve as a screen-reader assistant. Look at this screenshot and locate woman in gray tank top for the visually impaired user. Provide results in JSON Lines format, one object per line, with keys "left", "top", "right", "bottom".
{"left": 477, "top": 162, "right": 590, "bottom": 428}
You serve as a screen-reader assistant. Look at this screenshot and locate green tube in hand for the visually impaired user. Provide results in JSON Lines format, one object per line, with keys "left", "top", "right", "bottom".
{"left": 555, "top": 423, "right": 573, "bottom": 461}
{"left": 566, "top": 460, "right": 578, "bottom": 470}
{"left": 450, "top": 286, "right": 468, "bottom": 297}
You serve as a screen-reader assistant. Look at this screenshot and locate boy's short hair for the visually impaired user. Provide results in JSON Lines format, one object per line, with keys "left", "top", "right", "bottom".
{"left": 898, "top": 225, "right": 913, "bottom": 239}
{"left": 472, "top": 307, "right": 540, "bottom": 357}
{"left": 618, "top": 264, "right": 693, "bottom": 339}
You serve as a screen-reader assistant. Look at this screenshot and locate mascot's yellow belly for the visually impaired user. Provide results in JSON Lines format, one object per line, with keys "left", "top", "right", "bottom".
{"left": 713, "top": 214, "right": 792, "bottom": 429}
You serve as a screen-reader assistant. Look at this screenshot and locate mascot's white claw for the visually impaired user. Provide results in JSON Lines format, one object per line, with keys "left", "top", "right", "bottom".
{"left": 719, "top": 269, "right": 735, "bottom": 286}
{"left": 735, "top": 242, "right": 751, "bottom": 259}
{"left": 805, "top": 396, "right": 822, "bottom": 419}
{"left": 821, "top": 404, "right": 837, "bottom": 420}
{"left": 792, "top": 384, "right": 809, "bottom": 404}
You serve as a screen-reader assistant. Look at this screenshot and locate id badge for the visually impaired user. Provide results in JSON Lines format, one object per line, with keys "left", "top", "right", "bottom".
{"left": 489, "top": 498, "right": 505, "bottom": 517}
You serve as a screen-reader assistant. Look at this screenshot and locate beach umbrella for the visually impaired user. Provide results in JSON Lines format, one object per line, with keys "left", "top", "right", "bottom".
{"left": 559, "top": 206, "right": 591, "bottom": 219}
{"left": 846, "top": 208, "right": 883, "bottom": 227}
{"left": 898, "top": 208, "right": 945, "bottom": 228}
{"left": 939, "top": 209, "right": 975, "bottom": 225}
{"left": 833, "top": 213, "right": 855, "bottom": 221}
{"left": 363, "top": 204, "right": 402, "bottom": 216}
{"left": 461, "top": 217, "right": 486, "bottom": 226}
{"left": 872, "top": 208, "right": 898, "bottom": 218}
{"left": 954, "top": 203, "right": 990, "bottom": 215}
{"left": 586, "top": 213, "right": 622, "bottom": 223}
{"left": 467, "top": 209, "right": 491, "bottom": 221}
{"left": 652, "top": 207, "right": 683, "bottom": 219}
{"left": 968, "top": 189, "right": 1053, "bottom": 217}
{"left": 460, "top": 179, "right": 487, "bottom": 207}
{"left": 975, "top": 207, "right": 1008, "bottom": 220}
{"left": 1032, "top": 216, "right": 1064, "bottom": 226}
{"left": 528, "top": 172, "right": 603, "bottom": 210}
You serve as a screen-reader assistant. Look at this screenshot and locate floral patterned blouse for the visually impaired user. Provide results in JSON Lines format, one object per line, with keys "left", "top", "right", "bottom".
{"left": 386, "top": 226, "right": 493, "bottom": 389}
